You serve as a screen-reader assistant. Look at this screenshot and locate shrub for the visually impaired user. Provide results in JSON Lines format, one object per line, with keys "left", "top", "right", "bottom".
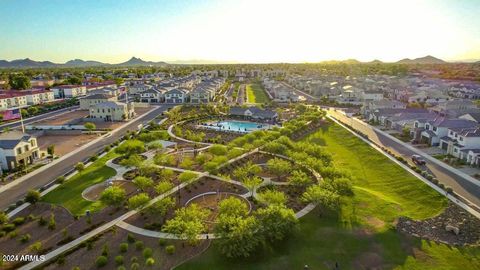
{"left": 90, "top": 155, "right": 98, "bottom": 162}
{"left": 158, "top": 239, "right": 166, "bottom": 246}
{"left": 130, "top": 262, "right": 140, "bottom": 270}
{"left": 165, "top": 245, "right": 175, "bottom": 255}
{"left": 2, "top": 223, "right": 16, "bottom": 232}
{"left": 25, "top": 189, "right": 41, "bottom": 204}
{"left": 145, "top": 258, "right": 155, "bottom": 267}
{"left": 135, "top": 240, "right": 144, "bottom": 250}
{"left": 115, "top": 255, "right": 124, "bottom": 266}
{"left": 127, "top": 233, "right": 135, "bottom": 243}
{"left": 8, "top": 230, "right": 17, "bottom": 239}
{"left": 101, "top": 244, "right": 109, "bottom": 257}
{"left": 28, "top": 241, "right": 42, "bottom": 252}
{"left": 48, "top": 214, "right": 56, "bottom": 230}
{"left": 445, "top": 186, "right": 453, "bottom": 194}
{"left": 130, "top": 256, "right": 138, "bottom": 263}
{"left": 438, "top": 183, "right": 445, "bottom": 189}
{"left": 37, "top": 216, "right": 46, "bottom": 226}
{"left": 117, "top": 266, "right": 126, "bottom": 270}
{"left": 119, "top": 242, "right": 128, "bottom": 253}
{"left": 143, "top": 247, "right": 152, "bottom": 258}
{"left": 56, "top": 176, "right": 66, "bottom": 184}
{"left": 12, "top": 217, "right": 25, "bottom": 226}
{"left": 19, "top": 233, "right": 31, "bottom": 243}
{"left": 96, "top": 256, "right": 108, "bottom": 268}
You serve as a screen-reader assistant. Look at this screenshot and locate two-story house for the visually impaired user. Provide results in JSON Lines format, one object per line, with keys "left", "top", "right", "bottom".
{"left": 164, "top": 88, "right": 188, "bottom": 103}
{"left": 439, "top": 127, "right": 480, "bottom": 159}
{"left": 0, "top": 131, "right": 40, "bottom": 171}
{"left": 414, "top": 117, "right": 477, "bottom": 146}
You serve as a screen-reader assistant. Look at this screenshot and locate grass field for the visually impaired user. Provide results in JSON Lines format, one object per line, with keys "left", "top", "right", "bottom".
{"left": 178, "top": 122, "right": 480, "bottom": 270}
{"left": 41, "top": 150, "right": 120, "bottom": 215}
{"left": 246, "top": 83, "right": 269, "bottom": 104}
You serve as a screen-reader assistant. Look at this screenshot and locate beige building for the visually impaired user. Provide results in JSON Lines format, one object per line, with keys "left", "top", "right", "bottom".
{"left": 89, "top": 101, "right": 135, "bottom": 121}
{"left": 80, "top": 93, "right": 118, "bottom": 110}
{"left": 0, "top": 131, "right": 40, "bottom": 171}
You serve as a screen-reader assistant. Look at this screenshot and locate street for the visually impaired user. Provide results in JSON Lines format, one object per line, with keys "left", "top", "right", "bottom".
{"left": 327, "top": 109, "right": 480, "bottom": 210}
{"left": 0, "top": 105, "right": 171, "bottom": 210}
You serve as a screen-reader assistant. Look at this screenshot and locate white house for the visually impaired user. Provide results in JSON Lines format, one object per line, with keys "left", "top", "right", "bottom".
{"left": 439, "top": 127, "right": 480, "bottom": 160}
{"left": 0, "top": 131, "right": 40, "bottom": 171}
{"left": 164, "top": 88, "right": 187, "bottom": 103}
{"left": 139, "top": 88, "right": 164, "bottom": 103}
{"left": 51, "top": 85, "right": 87, "bottom": 98}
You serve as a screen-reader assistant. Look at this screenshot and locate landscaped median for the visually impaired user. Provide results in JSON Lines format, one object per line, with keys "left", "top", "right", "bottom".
{"left": 246, "top": 83, "right": 269, "bottom": 104}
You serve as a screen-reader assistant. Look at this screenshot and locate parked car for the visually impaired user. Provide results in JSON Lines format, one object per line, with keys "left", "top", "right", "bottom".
{"left": 411, "top": 154, "right": 426, "bottom": 165}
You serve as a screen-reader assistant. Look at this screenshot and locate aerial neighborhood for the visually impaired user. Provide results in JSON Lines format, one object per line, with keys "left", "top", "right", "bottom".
{"left": 0, "top": 58, "right": 480, "bottom": 270}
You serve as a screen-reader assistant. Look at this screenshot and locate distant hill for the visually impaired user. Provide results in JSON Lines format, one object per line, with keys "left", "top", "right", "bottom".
{"left": 115, "top": 57, "right": 168, "bottom": 67}
{"left": 0, "top": 57, "right": 169, "bottom": 68}
{"left": 64, "top": 59, "right": 106, "bottom": 67}
{"left": 396, "top": 55, "right": 446, "bottom": 64}
{"left": 368, "top": 59, "right": 383, "bottom": 64}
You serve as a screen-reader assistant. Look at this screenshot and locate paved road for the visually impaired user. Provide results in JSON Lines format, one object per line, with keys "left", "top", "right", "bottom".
{"left": 0, "top": 105, "right": 80, "bottom": 130}
{"left": 327, "top": 109, "right": 480, "bottom": 209}
{"left": 0, "top": 105, "right": 171, "bottom": 210}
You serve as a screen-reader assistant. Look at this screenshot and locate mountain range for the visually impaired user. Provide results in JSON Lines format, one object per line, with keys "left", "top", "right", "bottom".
{"left": 0, "top": 55, "right": 476, "bottom": 68}
{"left": 0, "top": 57, "right": 168, "bottom": 68}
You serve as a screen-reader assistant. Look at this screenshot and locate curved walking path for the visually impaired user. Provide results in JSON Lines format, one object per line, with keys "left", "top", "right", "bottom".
{"left": 21, "top": 138, "right": 322, "bottom": 269}
{"left": 167, "top": 121, "right": 213, "bottom": 146}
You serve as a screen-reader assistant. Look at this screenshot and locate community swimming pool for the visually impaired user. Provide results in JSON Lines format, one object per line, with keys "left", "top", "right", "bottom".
{"left": 200, "top": 120, "right": 273, "bottom": 133}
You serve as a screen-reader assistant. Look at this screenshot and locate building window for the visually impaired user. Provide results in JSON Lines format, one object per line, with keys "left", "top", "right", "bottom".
{"left": 17, "top": 148, "right": 22, "bottom": 155}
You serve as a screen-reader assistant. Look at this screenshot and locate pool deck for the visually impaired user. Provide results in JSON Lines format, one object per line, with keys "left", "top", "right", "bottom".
{"left": 199, "top": 120, "right": 276, "bottom": 133}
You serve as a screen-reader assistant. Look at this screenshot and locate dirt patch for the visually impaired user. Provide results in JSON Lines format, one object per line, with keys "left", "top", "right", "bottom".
{"left": 366, "top": 216, "right": 386, "bottom": 229}
{"left": 33, "top": 110, "right": 89, "bottom": 125}
{"left": 352, "top": 251, "right": 384, "bottom": 270}
{"left": 36, "top": 134, "right": 100, "bottom": 156}
{"left": 43, "top": 227, "right": 210, "bottom": 270}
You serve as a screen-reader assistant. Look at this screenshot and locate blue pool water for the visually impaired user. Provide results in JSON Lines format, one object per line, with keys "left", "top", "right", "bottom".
{"left": 201, "top": 120, "right": 272, "bottom": 133}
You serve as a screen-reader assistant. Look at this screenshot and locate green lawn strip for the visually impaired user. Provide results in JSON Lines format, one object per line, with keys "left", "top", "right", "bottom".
{"left": 311, "top": 123, "right": 447, "bottom": 220}
{"left": 177, "top": 122, "right": 480, "bottom": 269}
{"left": 246, "top": 83, "right": 269, "bottom": 103}
{"left": 41, "top": 150, "right": 120, "bottom": 215}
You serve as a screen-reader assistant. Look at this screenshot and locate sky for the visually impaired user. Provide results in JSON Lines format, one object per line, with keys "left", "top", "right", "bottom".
{"left": 0, "top": 0, "right": 479, "bottom": 63}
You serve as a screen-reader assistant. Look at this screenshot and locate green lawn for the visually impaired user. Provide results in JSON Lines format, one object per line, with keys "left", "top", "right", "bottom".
{"left": 41, "top": 150, "right": 120, "bottom": 215}
{"left": 246, "top": 83, "right": 269, "bottom": 104}
{"left": 177, "top": 122, "right": 480, "bottom": 270}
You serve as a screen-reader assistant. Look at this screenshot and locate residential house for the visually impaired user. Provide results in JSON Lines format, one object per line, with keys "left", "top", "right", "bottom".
{"left": 0, "top": 131, "right": 40, "bottom": 171}
{"left": 79, "top": 93, "right": 118, "bottom": 110}
{"left": 51, "top": 85, "right": 87, "bottom": 98}
{"left": 139, "top": 88, "right": 164, "bottom": 103}
{"left": 89, "top": 101, "right": 135, "bottom": 121}
{"left": 439, "top": 127, "right": 480, "bottom": 160}
{"left": 164, "top": 88, "right": 188, "bottom": 103}
{"left": 413, "top": 117, "right": 477, "bottom": 146}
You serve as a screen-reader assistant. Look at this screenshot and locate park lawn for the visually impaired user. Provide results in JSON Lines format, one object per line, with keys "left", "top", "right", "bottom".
{"left": 41, "top": 150, "right": 120, "bottom": 215}
{"left": 246, "top": 83, "right": 269, "bottom": 104}
{"left": 177, "top": 122, "right": 480, "bottom": 269}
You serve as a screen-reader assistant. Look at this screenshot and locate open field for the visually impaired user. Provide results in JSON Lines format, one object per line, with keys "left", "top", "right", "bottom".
{"left": 41, "top": 150, "right": 120, "bottom": 215}
{"left": 31, "top": 109, "right": 89, "bottom": 126}
{"left": 246, "top": 83, "right": 269, "bottom": 104}
{"left": 178, "top": 122, "right": 480, "bottom": 270}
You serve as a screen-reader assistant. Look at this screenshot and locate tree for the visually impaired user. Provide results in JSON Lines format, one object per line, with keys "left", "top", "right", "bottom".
{"left": 218, "top": 197, "right": 248, "bottom": 217}
{"left": 233, "top": 166, "right": 249, "bottom": 182}
{"left": 179, "top": 157, "right": 194, "bottom": 169}
{"left": 133, "top": 176, "right": 154, "bottom": 192}
{"left": 75, "top": 162, "right": 85, "bottom": 172}
{"left": 154, "top": 181, "right": 173, "bottom": 195}
{"left": 145, "top": 197, "right": 175, "bottom": 222}
{"left": 159, "top": 169, "right": 175, "bottom": 182}
{"left": 0, "top": 211, "right": 8, "bottom": 224}
{"left": 114, "top": 77, "right": 124, "bottom": 86}
{"left": 287, "top": 170, "right": 312, "bottom": 187}
{"left": 162, "top": 204, "right": 209, "bottom": 245}
{"left": 214, "top": 215, "right": 262, "bottom": 258}
{"left": 128, "top": 193, "right": 150, "bottom": 209}
{"left": 178, "top": 171, "right": 198, "bottom": 184}
{"left": 47, "top": 145, "right": 55, "bottom": 157}
{"left": 243, "top": 176, "right": 263, "bottom": 196}
{"left": 302, "top": 185, "right": 340, "bottom": 215}
{"left": 256, "top": 204, "right": 297, "bottom": 243}
{"left": 257, "top": 189, "right": 286, "bottom": 206}
{"left": 84, "top": 122, "right": 96, "bottom": 133}
{"left": 320, "top": 177, "right": 353, "bottom": 196}
{"left": 119, "top": 154, "right": 143, "bottom": 168}
{"left": 65, "top": 76, "right": 82, "bottom": 85}
{"left": 100, "top": 186, "right": 126, "bottom": 207}
{"left": 266, "top": 158, "right": 292, "bottom": 181}
{"left": 27, "top": 106, "right": 39, "bottom": 115}
{"left": 25, "top": 189, "right": 41, "bottom": 204}
{"left": 9, "top": 75, "right": 31, "bottom": 90}
{"left": 116, "top": 140, "right": 145, "bottom": 156}
{"left": 208, "top": 144, "right": 228, "bottom": 156}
